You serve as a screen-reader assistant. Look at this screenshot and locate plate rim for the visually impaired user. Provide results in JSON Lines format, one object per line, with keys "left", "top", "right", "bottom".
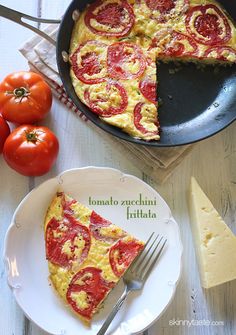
{"left": 3, "top": 166, "right": 183, "bottom": 335}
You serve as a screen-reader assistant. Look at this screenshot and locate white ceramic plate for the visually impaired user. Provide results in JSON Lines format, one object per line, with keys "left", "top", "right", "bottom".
{"left": 4, "top": 167, "right": 183, "bottom": 335}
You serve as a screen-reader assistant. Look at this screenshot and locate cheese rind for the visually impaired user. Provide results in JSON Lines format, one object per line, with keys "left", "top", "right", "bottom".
{"left": 189, "top": 177, "right": 236, "bottom": 289}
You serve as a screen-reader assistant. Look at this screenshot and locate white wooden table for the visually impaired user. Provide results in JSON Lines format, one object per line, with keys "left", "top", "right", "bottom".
{"left": 0, "top": 1, "right": 235, "bottom": 335}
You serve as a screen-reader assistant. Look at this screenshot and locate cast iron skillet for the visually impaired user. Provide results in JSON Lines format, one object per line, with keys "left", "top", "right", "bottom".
{"left": 0, "top": 0, "right": 236, "bottom": 147}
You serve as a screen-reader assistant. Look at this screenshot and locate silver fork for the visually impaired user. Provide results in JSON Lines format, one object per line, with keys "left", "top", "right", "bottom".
{"left": 97, "top": 233, "right": 167, "bottom": 335}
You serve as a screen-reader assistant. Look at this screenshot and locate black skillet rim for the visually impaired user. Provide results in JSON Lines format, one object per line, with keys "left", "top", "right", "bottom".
{"left": 56, "top": 0, "right": 236, "bottom": 148}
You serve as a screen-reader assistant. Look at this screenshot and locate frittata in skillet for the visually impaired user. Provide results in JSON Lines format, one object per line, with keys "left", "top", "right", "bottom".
{"left": 44, "top": 191, "right": 144, "bottom": 323}
{"left": 69, "top": 0, "right": 236, "bottom": 141}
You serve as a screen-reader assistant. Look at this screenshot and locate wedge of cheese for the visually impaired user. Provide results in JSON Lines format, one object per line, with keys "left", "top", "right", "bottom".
{"left": 189, "top": 177, "right": 236, "bottom": 289}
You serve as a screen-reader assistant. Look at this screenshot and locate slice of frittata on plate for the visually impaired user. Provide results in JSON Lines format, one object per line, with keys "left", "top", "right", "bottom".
{"left": 44, "top": 191, "right": 144, "bottom": 324}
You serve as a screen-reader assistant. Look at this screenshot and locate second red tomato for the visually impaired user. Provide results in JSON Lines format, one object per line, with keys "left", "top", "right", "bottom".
{"left": 0, "top": 115, "right": 10, "bottom": 154}
{"left": 3, "top": 125, "right": 59, "bottom": 176}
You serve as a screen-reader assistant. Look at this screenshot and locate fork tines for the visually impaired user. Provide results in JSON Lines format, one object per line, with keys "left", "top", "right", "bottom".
{"left": 131, "top": 233, "right": 167, "bottom": 282}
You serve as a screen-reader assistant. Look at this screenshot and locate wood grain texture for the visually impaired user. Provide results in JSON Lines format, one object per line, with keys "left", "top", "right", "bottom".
{"left": 147, "top": 123, "right": 236, "bottom": 335}
{"left": 0, "top": 3, "right": 40, "bottom": 335}
{"left": 0, "top": 0, "right": 235, "bottom": 335}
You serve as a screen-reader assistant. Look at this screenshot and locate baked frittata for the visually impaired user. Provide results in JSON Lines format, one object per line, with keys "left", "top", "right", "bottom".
{"left": 69, "top": 0, "right": 236, "bottom": 140}
{"left": 44, "top": 191, "right": 144, "bottom": 323}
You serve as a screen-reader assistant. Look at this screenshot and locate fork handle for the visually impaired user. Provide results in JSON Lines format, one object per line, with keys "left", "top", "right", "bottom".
{"left": 97, "top": 286, "right": 130, "bottom": 335}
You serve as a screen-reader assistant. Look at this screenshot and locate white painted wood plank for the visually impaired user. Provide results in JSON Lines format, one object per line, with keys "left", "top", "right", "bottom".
{"left": 0, "top": 0, "right": 39, "bottom": 77}
{"left": 0, "top": 2, "right": 40, "bottom": 335}
{"left": 0, "top": 0, "right": 235, "bottom": 335}
{"left": 40, "top": 0, "right": 71, "bottom": 22}
{"left": 147, "top": 122, "right": 236, "bottom": 335}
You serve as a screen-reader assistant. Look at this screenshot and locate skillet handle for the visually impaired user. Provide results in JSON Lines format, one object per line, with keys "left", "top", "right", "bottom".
{"left": 0, "top": 4, "right": 60, "bottom": 46}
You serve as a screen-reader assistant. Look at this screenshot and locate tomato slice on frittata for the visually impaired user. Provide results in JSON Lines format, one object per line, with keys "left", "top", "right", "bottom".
{"left": 84, "top": 0, "right": 135, "bottom": 37}
{"left": 66, "top": 267, "right": 115, "bottom": 320}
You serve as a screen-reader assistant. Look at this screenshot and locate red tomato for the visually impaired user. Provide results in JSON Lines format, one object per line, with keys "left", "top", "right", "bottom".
{"left": 3, "top": 125, "right": 59, "bottom": 176}
{"left": 84, "top": 0, "right": 135, "bottom": 37}
{"left": 0, "top": 115, "right": 10, "bottom": 154}
{"left": 109, "top": 239, "right": 144, "bottom": 277}
{"left": 60, "top": 192, "right": 77, "bottom": 219}
{"left": 0, "top": 71, "right": 52, "bottom": 124}
{"left": 203, "top": 46, "right": 236, "bottom": 62}
{"left": 90, "top": 211, "right": 112, "bottom": 227}
{"left": 107, "top": 42, "right": 146, "bottom": 80}
{"left": 46, "top": 216, "right": 91, "bottom": 268}
{"left": 84, "top": 81, "right": 128, "bottom": 117}
{"left": 145, "top": 0, "right": 176, "bottom": 13}
{"left": 139, "top": 77, "right": 157, "bottom": 104}
{"left": 146, "top": 0, "right": 188, "bottom": 23}
{"left": 70, "top": 40, "right": 108, "bottom": 84}
{"left": 67, "top": 267, "right": 114, "bottom": 320}
{"left": 134, "top": 102, "right": 159, "bottom": 135}
{"left": 90, "top": 211, "right": 125, "bottom": 243}
{"left": 186, "top": 5, "right": 231, "bottom": 45}
{"left": 161, "top": 32, "right": 199, "bottom": 57}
